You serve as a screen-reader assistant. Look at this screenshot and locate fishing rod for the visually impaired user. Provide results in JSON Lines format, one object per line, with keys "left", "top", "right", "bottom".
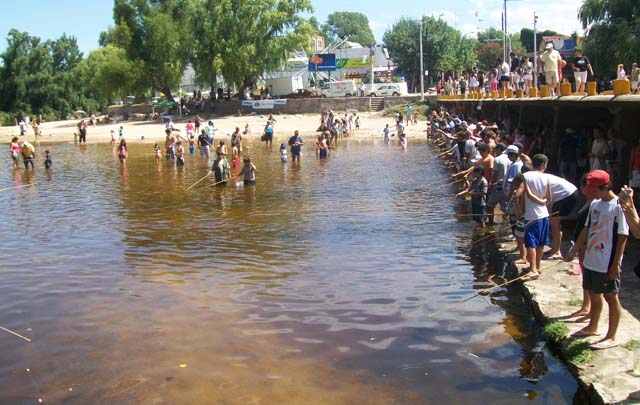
{"left": 469, "top": 211, "right": 559, "bottom": 246}
{"left": 427, "top": 260, "right": 565, "bottom": 318}
{"left": 0, "top": 183, "right": 37, "bottom": 192}
{"left": 0, "top": 325, "right": 31, "bottom": 342}
{"left": 186, "top": 172, "right": 211, "bottom": 190}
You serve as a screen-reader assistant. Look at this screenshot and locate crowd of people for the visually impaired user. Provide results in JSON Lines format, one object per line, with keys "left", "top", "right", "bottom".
{"left": 437, "top": 43, "right": 640, "bottom": 97}
{"left": 429, "top": 107, "right": 640, "bottom": 350}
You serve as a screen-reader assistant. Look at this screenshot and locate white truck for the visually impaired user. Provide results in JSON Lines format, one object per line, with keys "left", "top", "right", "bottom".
{"left": 320, "top": 80, "right": 358, "bottom": 97}
{"left": 265, "top": 76, "right": 305, "bottom": 97}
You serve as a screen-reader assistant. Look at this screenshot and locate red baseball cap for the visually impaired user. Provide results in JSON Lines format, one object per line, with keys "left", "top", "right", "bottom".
{"left": 584, "top": 170, "right": 610, "bottom": 194}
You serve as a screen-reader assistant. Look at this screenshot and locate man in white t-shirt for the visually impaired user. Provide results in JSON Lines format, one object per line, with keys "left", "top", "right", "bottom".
{"left": 566, "top": 170, "right": 628, "bottom": 350}
{"left": 543, "top": 173, "right": 578, "bottom": 259}
{"left": 541, "top": 43, "right": 561, "bottom": 96}
{"left": 522, "top": 154, "right": 552, "bottom": 279}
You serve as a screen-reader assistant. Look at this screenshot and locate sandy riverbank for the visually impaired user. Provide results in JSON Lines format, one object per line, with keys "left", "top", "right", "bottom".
{"left": 0, "top": 112, "right": 429, "bottom": 146}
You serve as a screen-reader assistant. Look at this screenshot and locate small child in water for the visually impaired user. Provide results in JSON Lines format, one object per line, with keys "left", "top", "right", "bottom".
{"left": 383, "top": 124, "right": 390, "bottom": 143}
{"left": 110, "top": 130, "right": 116, "bottom": 144}
{"left": 232, "top": 155, "right": 239, "bottom": 168}
{"left": 44, "top": 148, "right": 53, "bottom": 169}
{"left": 154, "top": 143, "right": 162, "bottom": 163}
{"left": 188, "top": 135, "right": 196, "bottom": 154}
{"left": 280, "top": 143, "right": 287, "bottom": 162}
{"left": 176, "top": 141, "right": 185, "bottom": 166}
{"left": 118, "top": 126, "right": 124, "bottom": 140}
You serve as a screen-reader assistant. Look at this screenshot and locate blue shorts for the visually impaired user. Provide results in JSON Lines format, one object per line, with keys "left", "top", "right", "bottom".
{"left": 524, "top": 217, "right": 550, "bottom": 248}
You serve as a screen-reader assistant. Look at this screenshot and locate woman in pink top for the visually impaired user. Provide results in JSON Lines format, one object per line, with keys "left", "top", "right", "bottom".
{"left": 489, "top": 66, "right": 498, "bottom": 92}
{"left": 185, "top": 120, "right": 195, "bottom": 137}
{"left": 9, "top": 137, "right": 21, "bottom": 168}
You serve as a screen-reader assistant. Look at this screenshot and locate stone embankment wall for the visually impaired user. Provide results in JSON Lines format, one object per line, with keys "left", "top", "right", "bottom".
{"left": 104, "top": 95, "right": 438, "bottom": 118}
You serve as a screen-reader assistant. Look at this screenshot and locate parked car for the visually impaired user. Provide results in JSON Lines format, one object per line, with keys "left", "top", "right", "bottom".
{"left": 284, "top": 89, "right": 318, "bottom": 99}
{"left": 368, "top": 84, "right": 403, "bottom": 97}
{"left": 320, "top": 80, "right": 358, "bottom": 97}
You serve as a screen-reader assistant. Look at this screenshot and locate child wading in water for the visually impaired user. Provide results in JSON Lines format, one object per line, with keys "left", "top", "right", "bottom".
{"left": 110, "top": 130, "right": 116, "bottom": 144}
{"left": 118, "top": 139, "right": 127, "bottom": 163}
{"left": 176, "top": 141, "right": 185, "bottom": 166}
{"left": 239, "top": 156, "right": 256, "bottom": 185}
{"left": 44, "top": 148, "right": 53, "bottom": 169}
{"left": 154, "top": 143, "right": 162, "bottom": 163}
{"left": 280, "top": 143, "right": 287, "bottom": 162}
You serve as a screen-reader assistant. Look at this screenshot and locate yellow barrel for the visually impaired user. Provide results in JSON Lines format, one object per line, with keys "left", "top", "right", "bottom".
{"left": 560, "top": 82, "right": 572, "bottom": 96}
{"left": 586, "top": 82, "right": 596, "bottom": 96}
{"left": 613, "top": 79, "right": 630, "bottom": 95}
{"left": 515, "top": 89, "right": 523, "bottom": 98}
{"left": 529, "top": 88, "right": 538, "bottom": 97}
{"left": 540, "top": 85, "right": 549, "bottom": 97}
{"left": 507, "top": 89, "right": 514, "bottom": 98}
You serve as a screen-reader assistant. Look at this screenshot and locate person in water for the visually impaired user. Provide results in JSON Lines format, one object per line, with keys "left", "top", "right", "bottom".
{"left": 239, "top": 156, "right": 256, "bottom": 185}
{"left": 9, "top": 137, "right": 21, "bottom": 168}
{"left": 176, "top": 141, "right": 185, "bottom": 166}
{"left": 118, "top": 139, "right": 127, "bottom": 163}
{"left": 211, "top": 151, "right": 231, "bottom": 184}
{"left": 44, "top": 148, "right": 53, "bottom": 169}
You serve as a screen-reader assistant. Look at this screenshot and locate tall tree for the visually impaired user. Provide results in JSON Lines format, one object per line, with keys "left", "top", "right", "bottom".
{"left": 100, "top": 0, "right": 195, "bottom": 99}
{"left": 383, "top": 17, "right": 477, "bottom": 88}
{"left": 322, "top": 12, "right": 375, "bottom": 46}
{"left": 0, "top": 30, "right": 97, "bottom": 119}
{"left": 193, "top": 0, "right": 314, "bottom": 91}
{"left": 519, "top": 28, "right": 560, "bottom": 53}
{"left": 81, "top": 45, "right": 143, "bottom": 102}
{"left": 579, "top": 0, "right": 640, "bottom": 77}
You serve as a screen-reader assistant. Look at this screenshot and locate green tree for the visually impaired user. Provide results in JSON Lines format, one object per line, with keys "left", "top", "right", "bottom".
{"left": 519, "top": 28, "right": 560, "bottom": 53}
{"left": 82, "top": 45, "right": 143, "bottom": 102}
{"left": 579, "top": 0, "right": 640, "bottom": 77}
{"left": 383, "top": 17, "right": 477, "bottom": 88}
{"left": 0, "top": 30, "right": 98, "bottom": 119}
{"left": 100, "top": 0, "right": 195, "bottom": 99}
{"left": 322, "top": 12, "right": 375, "bottom": 46}
{"left": 194, "top": 0, "right": 314, "bottom": 91}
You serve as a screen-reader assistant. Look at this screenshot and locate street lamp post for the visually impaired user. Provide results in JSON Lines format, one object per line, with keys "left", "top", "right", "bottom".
{"left": 533, "top": 12, "right": 538, "bottom": 88}
{"left": 419, "top": 18, "right": 424, "bottom": 101}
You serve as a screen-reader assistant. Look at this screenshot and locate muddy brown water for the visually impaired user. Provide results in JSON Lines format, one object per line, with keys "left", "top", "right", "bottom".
{"left": 1, "top": 138, "right": 579, "bottom": 403}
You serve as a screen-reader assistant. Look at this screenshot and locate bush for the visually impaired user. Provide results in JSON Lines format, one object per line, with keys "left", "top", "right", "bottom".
{"left": 0, "top": 111, "right": 16, "bottom": 126}
{"left": 565, "top": 340, "right": 593, "bottom": 364}
{"left": 544, "top": 321, "right": 570, "bottom": 343}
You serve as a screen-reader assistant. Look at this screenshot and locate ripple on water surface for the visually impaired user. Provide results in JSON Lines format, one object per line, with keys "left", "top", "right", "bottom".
{"left": 0, "top": 140, "right": 578, "bottom": 403}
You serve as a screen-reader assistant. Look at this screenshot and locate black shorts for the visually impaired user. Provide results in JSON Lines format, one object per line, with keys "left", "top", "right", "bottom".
{"left": 583, "top": 268, "right": 620, "bottom": 294}
{"left": 551, "top": 191, "right": 577, "bottom": 217}
{"left": 264, "top": 133, "right": 273, "bottom": 142}
{"left": 499, "top": 76, "right": 510, "bottom": 82}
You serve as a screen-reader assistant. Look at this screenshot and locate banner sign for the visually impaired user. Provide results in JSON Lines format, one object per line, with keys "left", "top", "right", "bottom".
{"left": 308, "top": 53, "right": 336, "bottom": 71}
{"left": 336, "top": 57, "right": 370, "bottom": 69}
{"left": 241, "top": 99, "right": 287, "bottom": 109}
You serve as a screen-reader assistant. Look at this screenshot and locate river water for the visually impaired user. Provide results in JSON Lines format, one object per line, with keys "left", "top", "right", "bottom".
{"left": 1, "top": 138, "right": 579, "bottom": 403}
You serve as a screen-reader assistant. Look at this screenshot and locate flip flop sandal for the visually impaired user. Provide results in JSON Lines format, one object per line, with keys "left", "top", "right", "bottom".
{"left": 571, "top": 329, "right": 599, "bottom": 337}
{"left": 590, "top": 340, "right": 619, "bottom": 350}
{"left": 521, "top": 272, "right": 540, "bottom": 281}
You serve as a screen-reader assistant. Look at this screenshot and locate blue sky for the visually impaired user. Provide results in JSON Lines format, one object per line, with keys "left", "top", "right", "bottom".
{"left": 0, "top": 0, "right": 585, "bottom": 55}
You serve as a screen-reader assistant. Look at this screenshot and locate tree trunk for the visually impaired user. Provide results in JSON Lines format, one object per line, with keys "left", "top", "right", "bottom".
{"left": 162, "top": 88, "right": 173, "bottom": 101}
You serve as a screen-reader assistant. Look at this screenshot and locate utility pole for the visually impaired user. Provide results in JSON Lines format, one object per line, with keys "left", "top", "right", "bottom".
{"left": 370, "top": 43, "right": 375, "bottom": 93}
{"left": 533, "top": 12, "right": 538, "bottom": 88}
{"left": 419, "top": 18, "right": 424, "bottom": 101}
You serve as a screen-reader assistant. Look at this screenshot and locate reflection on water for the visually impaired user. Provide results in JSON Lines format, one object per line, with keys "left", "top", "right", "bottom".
{"left": 0, "top": 139, "right": 578, "bottom": 403}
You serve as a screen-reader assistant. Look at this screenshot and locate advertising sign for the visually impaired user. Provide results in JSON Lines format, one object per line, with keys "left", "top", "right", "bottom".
{"left": 308, "top": 53, "right": 337, "bottom": 71}
{"left": 241, "top": 100, "right": 287, "bottom": 109}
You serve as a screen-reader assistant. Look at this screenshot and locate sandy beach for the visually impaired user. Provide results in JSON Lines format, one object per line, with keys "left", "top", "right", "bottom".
{"left": 1, "top": 111, "right": 429, "bottom": 147}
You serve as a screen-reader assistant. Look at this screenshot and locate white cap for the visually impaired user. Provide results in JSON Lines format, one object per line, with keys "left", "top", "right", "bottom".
{"left": 506, "top": 145, "right": 519, "bottom": 154}
{"left": 545, "top": 43, "right": 553, "bottom": 49}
